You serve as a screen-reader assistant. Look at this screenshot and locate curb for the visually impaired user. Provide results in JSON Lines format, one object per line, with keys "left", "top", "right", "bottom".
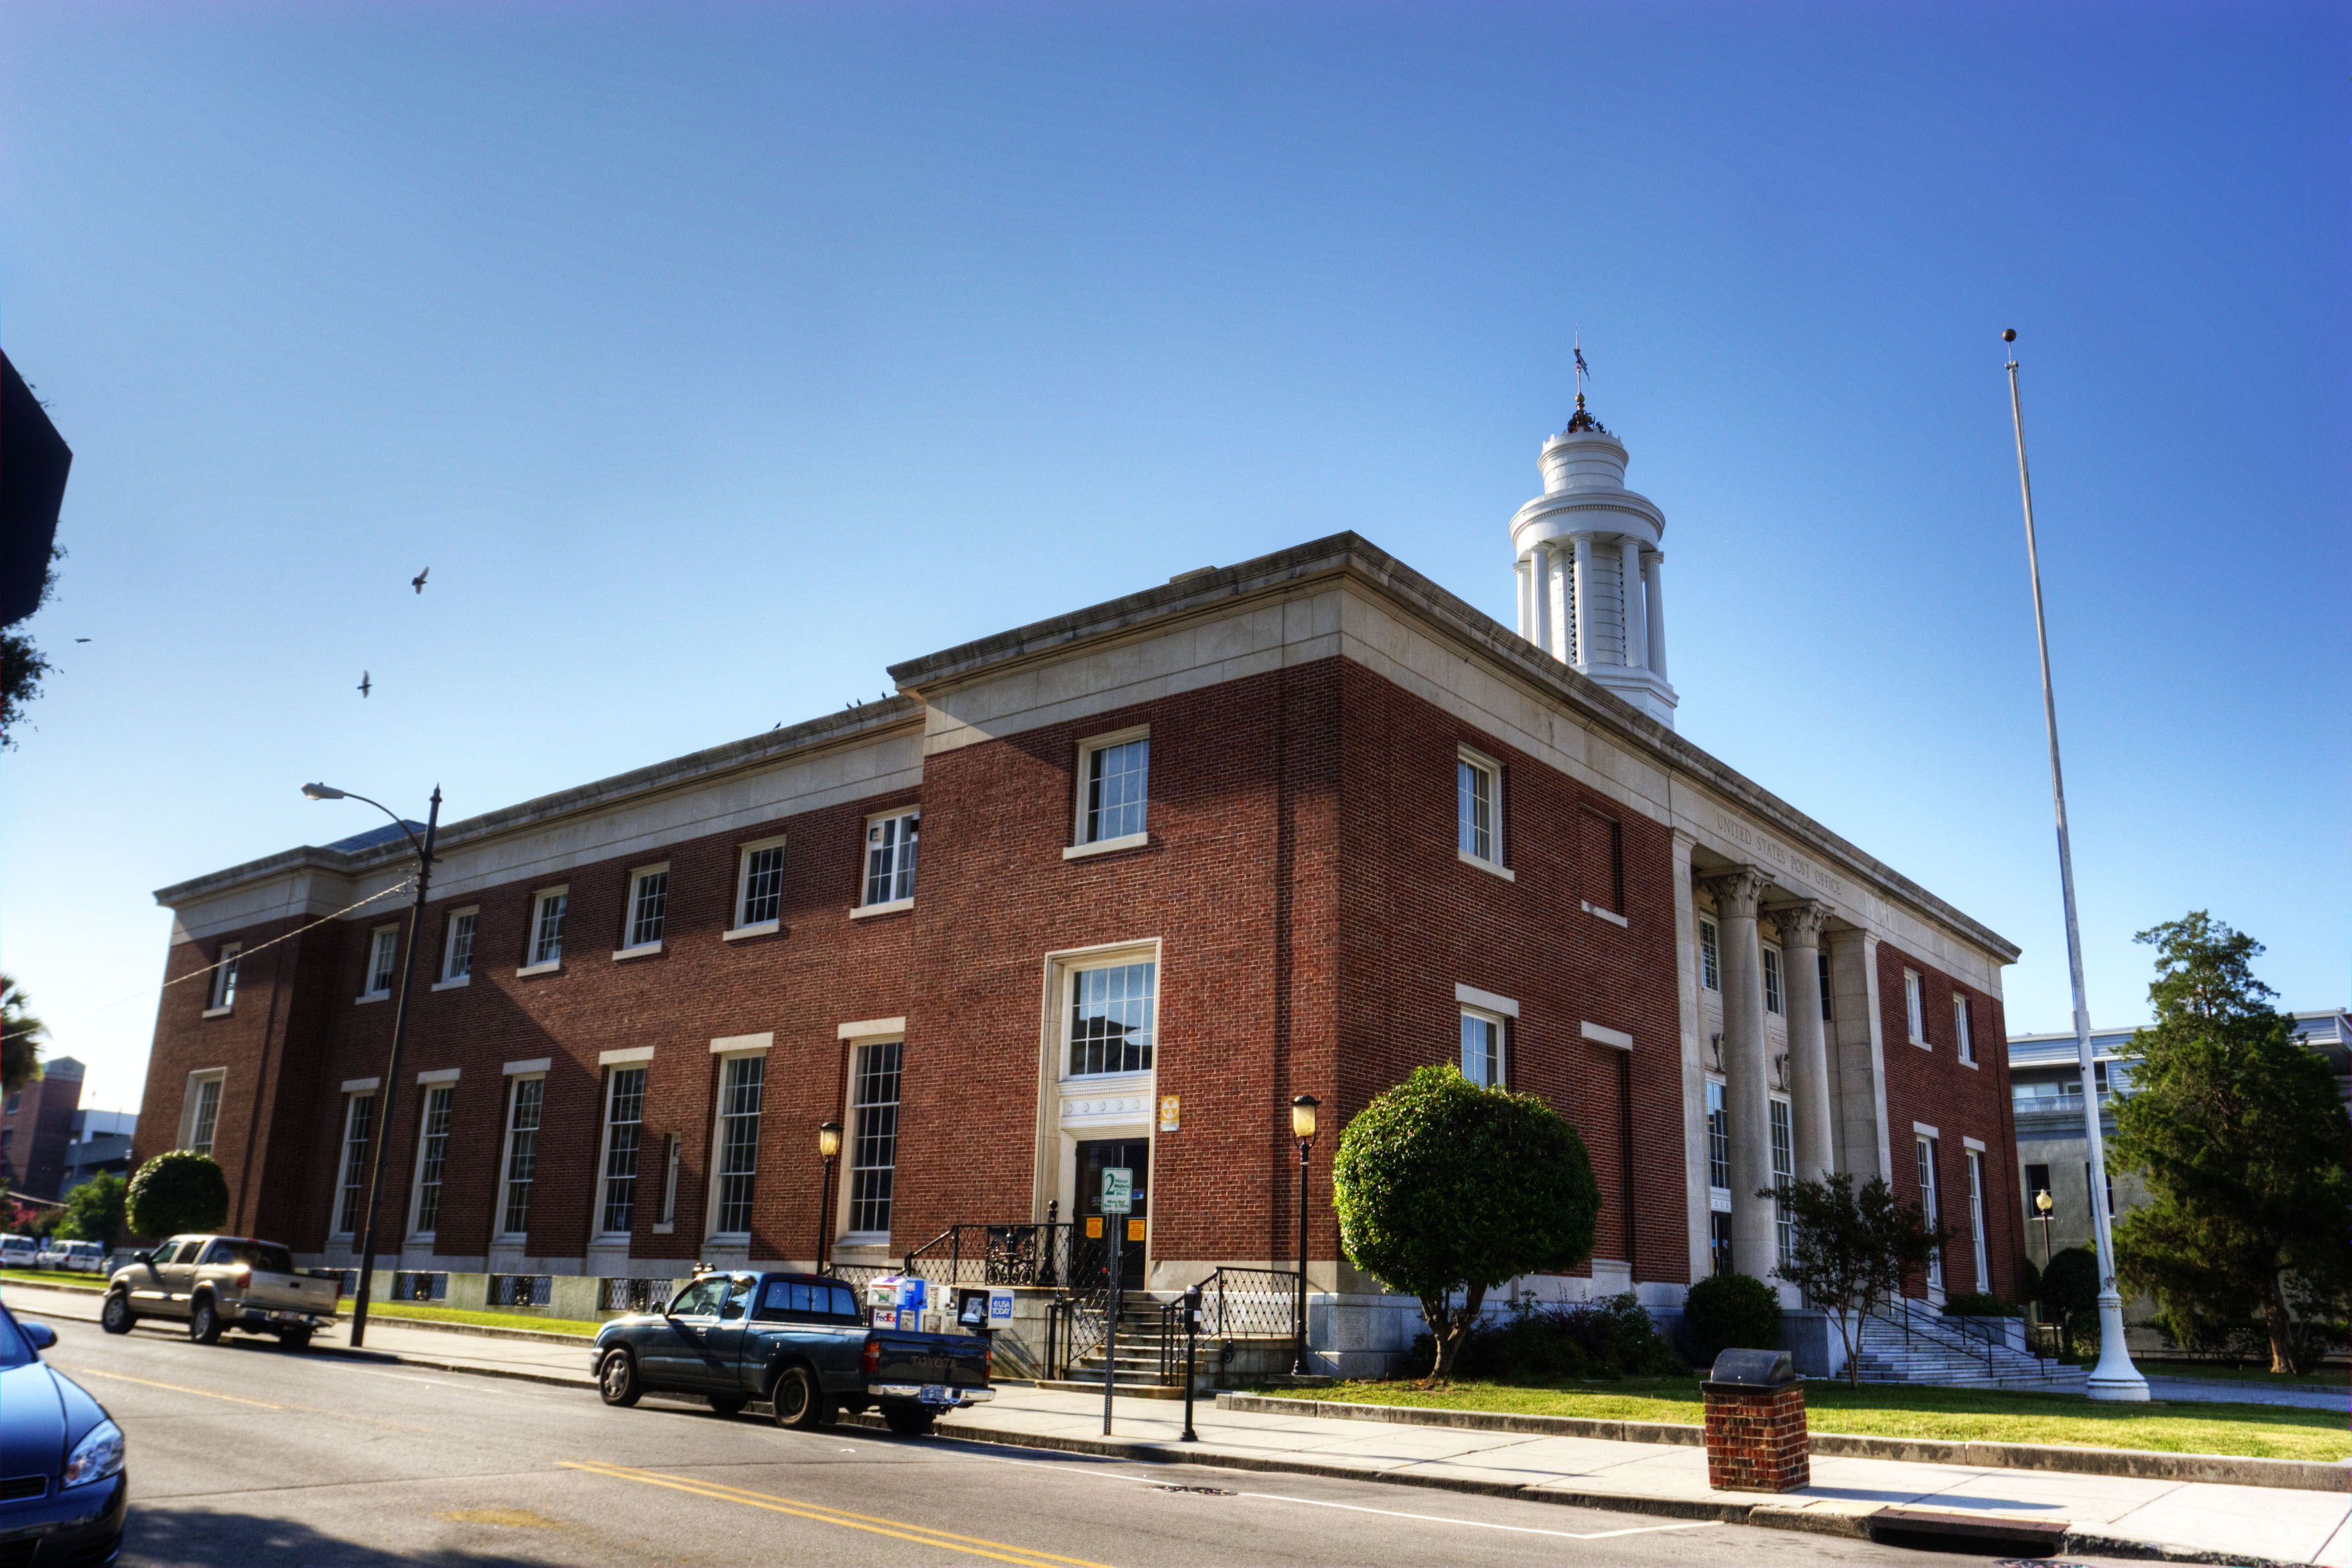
{"left": 4, "top": 1278, "right": 603, "bottom": 1348}
{"left": 1216, "top": 1392, "right": 2350, "bottom": 1494}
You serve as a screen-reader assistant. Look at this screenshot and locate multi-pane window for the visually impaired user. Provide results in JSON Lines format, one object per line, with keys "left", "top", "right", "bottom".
{"left": 186, "top": 1074, "right": 224, "bottom": 1156}
{"left": 366, "top": 928, "right": 399, "bottom": 996}
{"left": 598, "top": 1067, "right": 647, "bottom": 1235}
{"left": 1067, "top": 961, "right": 1156, "bottom": 1076}
{"left": 1762, "top": 945, "right": 1784, "bottom": 1016}
{"left": 531, "top": 892, "right": 567, "bottom": 967}
{"left": 1459, "top": 1008, "right": 1504, "bottom": 1088}
{"left": 1817, "top": 953, "right": 1832, "bottom": 1020}
{"left": 208, "top": 944, "right": 240, "bottom": 1010}
{"left": 334, "top": 1093, "right": 375, "bottom": 1237}
{"left": 712, "top": 1055, "right": 764, "bottom": 1234}
{"left": 739, "top": 846, "right": 785, "bottom": 927}
{"left": 627, "top": 871, "right": 668, "bottom": 949}
{"left": 442, "top": 912, "right": 475, "bottom": 982}
{"left": 1699, "top": 918, "right": 1720, "bottom": 991}
{"left": 411, "top": 1085, "right": 454, "bottom": 1236}
{"left": 1710, "top": 1211, "right": 1733, "bottom": 1278}
{"left": 847, "top": 1041, "right": 902, "bottom": 1237}
{"left": 1456, "top": 755, "right": 1497, "bottom": 863}
{"left": 1705, "top": 1079, "right": 1730, "bottom": 1192}
{"left": 1965, "top": 1150, "right": 1989, "bottom": 1292}
{"left": 500, "top": 1078, "right": 545, "bottom": 1236}
{"left": 1904, "top": 970, "right": 1926, "bottom": 1044}
{"left": 1768, "top": 1097, "right": 1794, "bottom": 1269}
{"left": 863, "top": 813, "right": 919, "bottom": 906}
{"left": 1916, "top": 1137, "right": 1943, "bottom": 1290}
{"left": 1082, "top": 737, "right": 1150, "bottom": 843}
{"left": 1953, "top": 996, "right": 1975, "bottom": 1064}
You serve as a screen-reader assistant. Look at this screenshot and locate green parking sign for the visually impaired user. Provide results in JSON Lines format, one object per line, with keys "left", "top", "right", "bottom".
{"left": 1101, "top": 1167, "right": 1133, "bottom": 1215}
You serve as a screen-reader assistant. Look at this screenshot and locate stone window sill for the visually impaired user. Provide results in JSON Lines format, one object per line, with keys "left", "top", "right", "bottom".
{"left": 355, "top": 991, "right": 390, "bottom": 1005}
{"left": 431, "top": 976, "right": 471, "bottom": 992}
{"left": 515, "top": 960, "right": 562, "bottom": 978}
{"left": 1064, "top": 832, "right": 1150, "bottom": 861}
{"left": 613, "top": 942, "right": 662, "bottom": 961}
{"left": 1458, "top": 849, "right": 1516, "bottom": 881}
{"left": 723, "top": 922, "right": 781, "bottom": 943}
{"left": 850, "top": 898, "right": 914, "bottom": 920}
{"left": 201, "top": 1006, "right": 233, "bottom": 1020}
{"left": 1581, "top": 900, "right": 1629, "bottom": 928}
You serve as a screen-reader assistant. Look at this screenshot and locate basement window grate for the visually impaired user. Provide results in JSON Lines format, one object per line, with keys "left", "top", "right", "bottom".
{"left": 485, "top": 1273, "right": 553, "bottom": 1308}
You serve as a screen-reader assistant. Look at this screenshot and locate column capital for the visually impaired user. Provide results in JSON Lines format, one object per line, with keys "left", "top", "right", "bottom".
{"left": 1772, "top": 900, "right": 1830, "bottom": 947}
{"left": 1701, "top": 866, "right": 1772, "bottom": 919}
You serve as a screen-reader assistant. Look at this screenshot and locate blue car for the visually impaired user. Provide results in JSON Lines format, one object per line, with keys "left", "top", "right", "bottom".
{"left": 0, "top": 1304, "right": 128, "bottom": 1566}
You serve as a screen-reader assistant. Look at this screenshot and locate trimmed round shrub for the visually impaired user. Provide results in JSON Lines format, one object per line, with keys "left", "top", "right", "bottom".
{"left": 1941, "top": 1292, "right": 2021, "bottom": 1319}
{"left": 1682, "top": 1272, "right": 1782, "bottom": 1369}
{"left": 126, "top": 1151, "right": 230, "bottom": 1239}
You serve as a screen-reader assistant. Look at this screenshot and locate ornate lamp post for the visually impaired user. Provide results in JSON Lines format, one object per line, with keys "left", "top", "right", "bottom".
{"left": 301, "top": 781, "right": 441, "bottom": 1350}
{"left": 816, "top": 1121, "right": 843, "bottom": 1273}
{"left": 1289, "top": 1094, "right": 1320, "bottom": 1377}
{"left": 2033, "top": 1187, "right": 2055, "bottom": 1267}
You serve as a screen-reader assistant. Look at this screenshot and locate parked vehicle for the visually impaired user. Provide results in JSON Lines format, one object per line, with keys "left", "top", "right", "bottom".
{"left": 35, "top": 1240, "right": 106, "bottom": 1273}
{"left": 591, "top": 1271, "right": 994, "bottom": 1435}
{"left": 101, "top": 1235, "right": 340, "bottom": 1350}
{"left": 0, "top": 1302, "right": 129, "bottom": 1563}
{"left": 0, "top": 1235, "right": 37, "bottom": 1271}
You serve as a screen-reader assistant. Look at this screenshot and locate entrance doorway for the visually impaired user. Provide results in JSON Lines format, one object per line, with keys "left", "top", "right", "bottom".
{"left": 1075, "top": 1137, "right": 1149, "bottom": 1289}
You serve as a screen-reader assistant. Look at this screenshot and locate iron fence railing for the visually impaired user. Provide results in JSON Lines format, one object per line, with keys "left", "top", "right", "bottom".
{"left": 596, "top": 1276, "right": 676, "bottom": 1314}
{"left": 484, "top": 1273, "right": 552, "bottom": 1308}
{"left": 1199, "top": 1265, "right": 1301, "bottom": 1342}
{"left": 1867, "top": 1295, "right": 2060, "bottom": 1378}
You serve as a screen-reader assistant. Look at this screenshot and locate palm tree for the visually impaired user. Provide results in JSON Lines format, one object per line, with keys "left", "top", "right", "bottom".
{"left": 2, "top": 975, "right": 47, "bottom": 1096}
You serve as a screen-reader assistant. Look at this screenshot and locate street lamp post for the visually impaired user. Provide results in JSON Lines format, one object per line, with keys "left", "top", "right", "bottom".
{"left": 2001, "top": 332, "right": 2148, "bottom": 1402}
{"left": 2034, "top": 1187, "right": 2055, "bottom": 1269}
{"left": 1289, "top": 1094, "right": 1319, "bottom": 1378}
{"left": 816, "top": 1121, "right": 842, "bottom": 1274}
{"left": 303, "top": 782, "right": 442, "bottom": 1350}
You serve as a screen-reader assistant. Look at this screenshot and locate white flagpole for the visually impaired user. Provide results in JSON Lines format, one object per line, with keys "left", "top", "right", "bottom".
{"left": 2003, "top": 329, "right": 2148, "bottom": 1401}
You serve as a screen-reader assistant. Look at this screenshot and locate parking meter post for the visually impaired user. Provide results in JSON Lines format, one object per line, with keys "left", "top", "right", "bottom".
{"left": 1181, "top": 1285, "right": 1201, "bottom": 1442}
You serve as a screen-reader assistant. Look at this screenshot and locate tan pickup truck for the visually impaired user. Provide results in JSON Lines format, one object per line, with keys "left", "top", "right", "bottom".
{"left": 101, "top": 1235, "right": 341, "bottom": 1350}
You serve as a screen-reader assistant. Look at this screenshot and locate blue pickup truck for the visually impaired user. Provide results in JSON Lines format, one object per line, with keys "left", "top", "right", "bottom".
{"left": 591, "top": 1271, "right": 994, "bottom": 1435}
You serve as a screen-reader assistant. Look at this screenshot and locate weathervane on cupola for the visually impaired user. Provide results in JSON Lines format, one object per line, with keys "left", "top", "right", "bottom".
{"left": 1507, "top": 337, "right": 1678, "bottom": 727}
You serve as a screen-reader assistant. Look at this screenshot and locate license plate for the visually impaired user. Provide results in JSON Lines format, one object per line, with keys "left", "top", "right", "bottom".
{"left": 919, "top": 1384, "right": 950, "bottom": 1405}
{"left": 270, "top": 1310, "right": 307, "bottom": 1322}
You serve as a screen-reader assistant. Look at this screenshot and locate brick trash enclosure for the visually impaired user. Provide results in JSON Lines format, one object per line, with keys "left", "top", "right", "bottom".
{"left": 1703, "top": 1383, "right": 1810, "bottom": 1493}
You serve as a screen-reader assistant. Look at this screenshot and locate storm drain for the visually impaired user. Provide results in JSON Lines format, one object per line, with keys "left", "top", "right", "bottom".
{"left": 1867, "top": 1508, "right": 2068, "bottom": 1558}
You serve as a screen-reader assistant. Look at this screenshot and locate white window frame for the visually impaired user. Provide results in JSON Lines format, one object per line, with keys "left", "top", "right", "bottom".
{"left": 1455, "top": 745, "right": 1511, "bottom": 879}
{"left": 841, "top": 1036, "right": 903, "bottom": 1244}
{"left": 727, "top": 835, "right": 789, "bottom": 937}
{"left": 1762, "top": 943, "right": 1785, "bottom": 1016}
{"left": 1904, "top": 969, "right": 1927, "bottom": 1046}
{"left": 594, "top": 1062, "right": 650, "bottom": 1239}
{"left": 857, "top": 810, "right": 920, "bottom": 914}
{"left": 1953, "top": 994, "right": 1975, "bottom": 1066}
{"left": 1066, "top": 725, "right": 1151, "bottom": 857}
{"left": 1965, "top": 1147, "right": 1990, "bottom": 1292}
{"left": 496, "top": 1073, "right": 547, "bottom": 1241}
{"left": 435, "top": 908, "right": 478, "bottom": 988}
{"left": 331, "top": 1091, "right": 376, "bottom": 1241}
{"left": 707, "top": 1047, "right": 768, "bottom": 1240}
{"left": 1060, "top": 951, "right": 1159, "bottom": 1081}
{"left": 521, "top": 888, "right": 568, "bottom": 974}
{"left": 620, "top": 865, "right": 669, "bottom": 956}
{"left": 1458, "top": 1005, "right": 1506, "bottom": 1087}
{"left": 407, "top": 1080, "right": 457, "bottom": 1240}
{"left": 359, "top": 924, "right": 400, "bottom": 1001}
{"left": 179, "top": 1069, "right": 227, "bottom": 1156}
{"left": 204, "top": 943, "right": 241, "bottom": 1016}
{"left": 1916, "top": 1135, "right": 1943, "bottom": 1292}
{"left": 1704, "top": 1075, "right": 1731, "bottom": 1203}
{"left": 1699, "top": 917, "right": 1720, "bottom": 992}
{"left": 1768, "top": 1093, "right": 1794, "bottom": 1269}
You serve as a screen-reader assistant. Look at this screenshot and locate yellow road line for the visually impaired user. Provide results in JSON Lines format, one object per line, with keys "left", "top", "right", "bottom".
{"left": 51, "top": 1366, "right": 282, "bottom": 1409}
{"left": 560, "top": 1459, "right": 1117, "bottom": 1568}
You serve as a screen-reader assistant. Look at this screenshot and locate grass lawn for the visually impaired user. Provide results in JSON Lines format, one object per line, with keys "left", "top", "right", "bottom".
{"left": 0, "top": 1269, "right": 106, "bottom": 1291}
{"left": 1257, "top": 1377, "right": 2349, "bottom": 1463}
{"left": 347, "top": 1303, "right": 604, "bottom": 1337}
{"left": 2135, "top": 1361, "right": 2347, "bottom": 1388}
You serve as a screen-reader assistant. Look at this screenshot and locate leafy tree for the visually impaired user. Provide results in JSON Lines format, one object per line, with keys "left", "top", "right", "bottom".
{"left": 1, "top": 975, "right": 45, "bottom": 1096}
{"left": 1334, "top": 1064, "right": 1600, "bottom": 1382}
{"left": 55, "top": 1173, "right": 127, "bottom": 1249}
{"left": 126, "top": 1151, "right": 229, "bottom": 1239}
{"left": 1763, "top": 1173, "right": 1943, "bottom": 1385}
{"left": 1682, "top": 1272, "right": 1782, "bottom": 1370}
{"left": 2108, "top": 913, "right": 2351, "bottom": 1374}
{"left": 0, "top": 631, "right": 51, "bottom": 748}
{"left": 2039, "top": 1245, "right": 2100, "bottom": 1358}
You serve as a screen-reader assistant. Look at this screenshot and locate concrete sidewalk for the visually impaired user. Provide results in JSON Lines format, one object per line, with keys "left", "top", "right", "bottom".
{"left": 9, "top": 1281, "right": 2343, "bottom": 1567}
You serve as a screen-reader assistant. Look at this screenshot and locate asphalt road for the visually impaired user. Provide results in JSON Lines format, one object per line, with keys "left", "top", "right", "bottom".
{"left": 46, "top": 1314, "right": 2080, "bottom": 1567}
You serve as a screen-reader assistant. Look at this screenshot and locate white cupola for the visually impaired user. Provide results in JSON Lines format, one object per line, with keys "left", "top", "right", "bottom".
{"left": 1509, "top": 395, "right": 1679, "bottom": 727}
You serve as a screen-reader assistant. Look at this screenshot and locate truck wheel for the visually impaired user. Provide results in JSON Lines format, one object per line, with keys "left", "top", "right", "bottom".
{"left": 881, "top": 1400, "right": 936, "bottom": 1437}
{"left": 277, "top": 1327, "right": 313, "bottom": 1352}
{"left": 598, "top": 1350, "right": 642, "bottom": 1408}
{"left": 769, "top": 1365, "right": 823, "bottom": 1430}
{"left": 188, "top": 1297, "right": 224, "bottom": 1346}
{"left": 707, "top": 1393, "right": 747, "bottom": 1417}
{"left": 101, "top": 1294, "right": 136, "bottom": 1335}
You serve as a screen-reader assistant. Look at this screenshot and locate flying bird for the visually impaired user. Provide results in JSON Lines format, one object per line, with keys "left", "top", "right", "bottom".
{"left": 411, "top": 567, "right": 429, "bottom": 594}
{"left": 358, "top": 671, "right": 372, "bottom": 698}
{"left": 73, "top": 638, "right": 89, "bottom": 643}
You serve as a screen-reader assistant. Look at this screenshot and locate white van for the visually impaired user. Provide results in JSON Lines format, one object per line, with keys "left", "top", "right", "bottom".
{"left": 0, "top": 1235, "right": 37, "bottom": 1269}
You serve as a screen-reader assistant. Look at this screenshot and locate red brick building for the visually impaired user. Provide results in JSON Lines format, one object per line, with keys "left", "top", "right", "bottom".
{"left": 4, "top": 1055, "right": 85, "bottom": 1201}
{"left": 137, "top": 418, "right": 2023, "bottom": 1372}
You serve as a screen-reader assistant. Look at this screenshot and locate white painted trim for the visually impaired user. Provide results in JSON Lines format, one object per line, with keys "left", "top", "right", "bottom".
{"left": 201, "top": 1006, "right": 232, "bottom": 1020}
{"left": 612, "top": 942, "right": 662, "bottom": 961}
{"left": 1961, "top": 1135, "right": 1987, "bottom": 1153}
{"left": 1581, "top": 900, "right": 1628, "bottom": 927}
{"left": 731, "top": 834, "right": 790, "bottom": 932}
{"left": 1073, "top": 726, "right": 1152, "bottom": 848}
{"left": 341, "top": 1077, "right": 381, "bottom": 1093}
{"left": 1913, "top": 1121, "right": 1940, "bottom": 1139}
{"left": 1457, "top": 848, "right": 1516, "bottom": 881}
{"left": 1064, "top": 832, "right": 1149, "bottom": 861}
{"left": 1456, "top": 741, "right": 1503, "bottom": 772}
{"left": 598, "top": 1046, "right": 656, "bottom": 1066}
{"left": 721, "top": 921, "right": 780, "bottom": 942}
{"left": 355, "top": 991, "right": 389, "bottom": 1004}
{"left": 837, "top": 1017, "right": 908, "bottom": 1041}
{"left": 711, "top": 1032, "right": 773, "bottom": 1055}
{"left": 505, "top": 1057, "right": 553, "bottom": 1076}
{"left": 1581, "top": 1020, "right": 1634, "bottom": 1051}
{"left": 416, "top": 1067, "right": 461, "bottom": 1084}
{"left": 1453, "top": 983, "right": 1519, "bottom": 1018}
{"left": 514, "top": 960, "right": 562, "bottom": 978}
{"left": 849, "top": 897, "right": 914, "bottom": 919}
{"left": 1076, "top": 722, "right": 1151, "bottom": 749}
{"left": 429, "top": 976, "right": 471, "bottom": 992}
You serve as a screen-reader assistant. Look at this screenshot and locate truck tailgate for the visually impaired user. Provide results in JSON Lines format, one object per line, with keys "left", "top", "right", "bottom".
{"left": 246, "top": 1272, "right": 340, "bottom": 1314}
{"left": 868, "top": 1331, "right": 990, "bottom": 1389}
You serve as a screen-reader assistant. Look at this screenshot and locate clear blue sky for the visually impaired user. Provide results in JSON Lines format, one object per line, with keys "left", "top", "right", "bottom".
{"left": 4, "top": 3, "right": 2344, "bottom": 1113}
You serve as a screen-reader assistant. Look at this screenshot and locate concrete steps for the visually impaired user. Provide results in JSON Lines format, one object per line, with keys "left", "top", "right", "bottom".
{"left": 1850, "top": 1307, "right": 2086, "bottom": 1392}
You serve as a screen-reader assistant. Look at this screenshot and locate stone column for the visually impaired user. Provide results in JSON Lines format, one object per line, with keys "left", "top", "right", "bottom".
{"left": 1705, "top": 867, "right": 1776, "bottom": 1280}
{"left": 1619, "top": 537, "right": 1647, "bottom": 670}
{"left": 1570, "top": 534, "right": 1595, "bottom": 670}
{"left": 1545, "top": 544, "right": 1571, "bottom": 661}
{"left": 1777, "top": 902, "right": 1834, "bottom": 1183}
{"left": 1643, "top": 551, "right": 1668, "bottom": 678}
{"left": 1516, "top": 556, "right": 1533, "bottom": 642}
{"left": 1529, "top": 546, "right": 1552, "bottom": 654}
